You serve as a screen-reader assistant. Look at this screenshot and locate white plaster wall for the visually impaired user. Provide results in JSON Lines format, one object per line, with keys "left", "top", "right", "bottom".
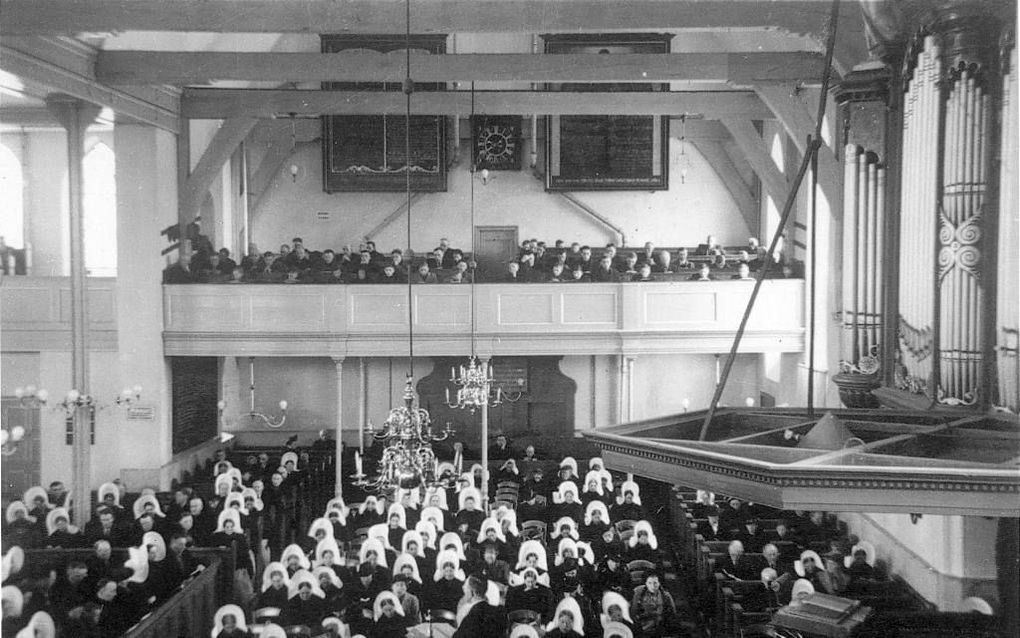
{"left": 1, "top": 349, "right": 123, "bottom": 489}
{"left": 114, "top": 124, "right": 178, "bottom": 488}
{"left": 838, "top": 512, "right": 1000, "bottom": 611}
{"left": 252, "top": 136, "right": 751, "bottom": 254}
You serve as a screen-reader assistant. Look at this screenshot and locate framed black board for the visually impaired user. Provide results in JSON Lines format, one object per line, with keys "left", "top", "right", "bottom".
{"left": 321, "top": 34, "right": 448, "bottom": 192}
{"left": 544, "top": 33, "right": 671, "bottom": 191}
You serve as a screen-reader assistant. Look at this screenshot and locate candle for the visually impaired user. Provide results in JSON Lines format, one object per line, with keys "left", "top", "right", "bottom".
{"left": 450, "top": 366, "right": 456, "bottom": 381}
{"left": 355, "top": 451, "right": 363, "bottom": 475}
{"left": 446, "top": 387, "right": 450, "bottom": 403}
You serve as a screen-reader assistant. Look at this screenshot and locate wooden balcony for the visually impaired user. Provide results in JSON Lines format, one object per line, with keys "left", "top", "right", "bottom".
{"left": 161, "top": 280, "right": 805, "bottom": 357}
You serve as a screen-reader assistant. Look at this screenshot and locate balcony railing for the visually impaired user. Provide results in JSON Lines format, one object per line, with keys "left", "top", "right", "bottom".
{"left": 162, "top": 280, "right": 805, "bottom": 356}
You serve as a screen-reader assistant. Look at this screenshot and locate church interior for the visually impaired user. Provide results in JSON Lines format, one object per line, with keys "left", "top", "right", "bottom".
{"left": 1, "top": 0, "right": 1018, "bottom": 636}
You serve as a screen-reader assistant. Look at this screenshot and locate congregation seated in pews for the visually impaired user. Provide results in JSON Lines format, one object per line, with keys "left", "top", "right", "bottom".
{"left": 163, "top": 232, "right": 803, "bottom": 285}
{"left": 2, "top": 433, "right": 694, "bottom": 638}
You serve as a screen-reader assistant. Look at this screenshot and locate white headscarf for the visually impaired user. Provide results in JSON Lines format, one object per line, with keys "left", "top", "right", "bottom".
{"left": 555, "top": 538, "right": 580, "bottom": 566}
{"left": 45, "top": 508, "right": 77, "bottom": 536}
{"left": 477, "top": 517, "right": 507, "bottom": 544}
{"left": 241, "top": 488, "right": 264, "bottom": 512}
{"left": 215, "top": 508, "right": 242, "bottom": 534}
{"left": 259, "top": 624, "right": 287, "bottom": 638}
{"left": 125, "top": 545, "right": 149, "bottom": 584}
{"left": 554, "top": 481, "right": 579, "bottom": 504}
{"left": 583, "top": 471, "right": 605, "bottom": 496}
{"left": 214, "top": 473, "right": 233, "bottom": 497}
{"left": 2, "top": 547, "right": 25, "bottom": 582}
{"left": 515, "top": 539, "right": 548, "bottom": 571}
{"left": 280, "top": 544, "right": 311, "bottom": 571}
{"left": 439, "top": 531, "right": 466, "bottom": 561}
{"left": 601, "top": 591, "right": 633, "bottom": 624}
{"left": 629, "top": 520, "right": 658, "bottom": 549}
{"left": 143, "top": 531, "right": 167, "bottom": 562}
{"left": 795, "top": 549, "right": 824, "bottom": 577}
{"left": 585, "top": 501, "right": 609, "bottom": 526}
{"left": 392, "top": 553, "right": 422, "bottom": 583}
{"left": 620, "top": 480, "right": 642, "bottom": 506}
{"left": 359, "top": 538, "right": 389, "bottom": 569}
{"left": 261, "top": 561, "right": 290, "bottom": 592}
{"left": 458, "top": 487, "right": 482, "bottom": 512}
{"left": 495, "top": 506, "right": 519, "bottom": 537}
{"left": 97, "top": 482, "right": 120, "bottom": 507}
{"left": 373, "top": 590, "right": 405, "bottom": 621}
{"left": 588, "top": 457, "right": 605, "bottom": 471}
{"left": 281, "top": 451, "right": 299, "bottom": 470}
{"left": 224, "top": 492, "right": 247, "bottom": 516}
{"left": 550, "top": 517, "right": 579, "bottom": 540}
{"left": 315, "top": 538, "right": 342, "bottom": 566}
{"left": 424, "top": 486, "right": 449, "bottom": 510}
{"left": 211, "top": 605, "right": 247, "bottom": 638}
{"left": 5, "top": 501, "right": 32, "bottom": 524}
{"left": 433, "top": 549, "right": 465, "bottom": 582}
{"left": 415, "top": 520, "right": 438, "bottom": 549}
{"left": 420, "top": 506, "right": 445, "bottom": 531}
{"left": 15, "top": 611, "right": 55, "bottom": 638}
{"left": 546, "top": 596, "right": 584, "bottom": 634}
{"left": 287, "top": 569, "right": 325, "bottom": 600}
{"left": 308, "top": 517, "right": 335, "bottom": 541}
{"left": 313, "top": 565, "right": 342, "bottom": 589}
{"left": 559, "top": 457, "right": 579, "bottom": 478}
{"left": 368, "top": 523, "right": 394, "bottom": 550}
{"left": 401, "top": 530, "right": 426, "bottom": 557}
{"left": 387, "top": 503, "right": 407, "bottom": 529}
{"left": 23, "top": 486, "right": 50, "bottom": 510}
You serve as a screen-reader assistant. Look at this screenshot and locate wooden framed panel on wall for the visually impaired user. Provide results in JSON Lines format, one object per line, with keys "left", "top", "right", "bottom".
{"left": 321, "top": 34, "right": 448, "bottom": 192}
{"left": 544, "top": 33, "right": 671, "bottom": 191}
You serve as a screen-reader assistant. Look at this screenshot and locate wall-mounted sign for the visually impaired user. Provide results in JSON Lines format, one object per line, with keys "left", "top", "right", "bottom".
{"left": 127, "top": 406, "right": 155, "bottom": 421}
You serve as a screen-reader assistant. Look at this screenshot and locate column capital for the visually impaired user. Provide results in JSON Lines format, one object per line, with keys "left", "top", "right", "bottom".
{"left": 331, "top": 356, "right": 346, "bottom": 365}
{"left": 45, "top": 94, "right": 102, "bottom": 133}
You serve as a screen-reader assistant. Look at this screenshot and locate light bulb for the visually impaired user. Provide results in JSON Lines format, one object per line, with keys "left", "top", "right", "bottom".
{"left": 66, "top": 389, "right": 80, "bottom": 403}
{"left": 132, "top": 385, "right": 143, "bottom": 395}
{"left": 14, "top": 387, "right": 24, "bottom": 399}
{"left": 480, "top": 169, "right": 490, "bottom": 184}
{"left": 11, "top": 426, "right": 25, "bottom": 441}
{"left": 1, "top": 430, "right": 8, "bottom": 445}
{"left": 36, "top": 389, "right": 48, "bottom": 402}
{"left": 745, "top": 397, "right": 755, "bottom": 407}
{"left": 217, "top": 400, "right": 226, "bottom": 411}
{"left": 122, "top": 388, "right": 134, "bottom": 399}
{"left": 290, "top": 164, "right": 299, "bottom": 182}
{"left": 25, "top": 385, "right": 36, "bottom": 395}
{"left": 279, "top": 400, "right": 288, "bottom": 411}
{"left": 681, "top": 398, "right": 690, "bottom": 410}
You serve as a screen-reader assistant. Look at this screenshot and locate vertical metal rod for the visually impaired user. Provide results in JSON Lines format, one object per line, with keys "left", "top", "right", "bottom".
{"left": 808, "top": 134, "right": 819, "bottom": 415}
{"left": 701, "top": 0, "right": 840, "bottom": 438}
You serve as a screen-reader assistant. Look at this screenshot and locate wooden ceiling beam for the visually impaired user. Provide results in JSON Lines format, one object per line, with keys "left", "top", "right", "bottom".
{"left": 0, "top": 37, "right": 181, "bottom": 133}
{"left": 96, "top": 51, "right": 827, "bottom": 85}
{"left": 0, "top": 0, "right": 857, "bottom": 38}
{"left": 181, "top": 88, "right": 774, "bottom": 119}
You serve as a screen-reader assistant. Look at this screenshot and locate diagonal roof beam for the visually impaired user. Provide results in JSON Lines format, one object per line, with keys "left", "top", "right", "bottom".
{"left": 721, "top": 118, "right": 790, "bottom": 210}
{"left": 0, "top": 36, "right": 180, "bottom": 133}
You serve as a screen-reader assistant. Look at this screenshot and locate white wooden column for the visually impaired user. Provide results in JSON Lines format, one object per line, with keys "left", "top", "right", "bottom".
{"left": 332, "top": 356, "right": 345, "bottom": 497}
{"left": 46, "top": 95, "right": 100, "bottom": 525}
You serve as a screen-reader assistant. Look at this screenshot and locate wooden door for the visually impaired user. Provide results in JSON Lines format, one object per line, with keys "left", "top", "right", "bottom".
{"left": 474, "top": 226, "right": 518, "bottom": 281}
{"left": 1, "top": 400, "right": 40, "bottom": 501}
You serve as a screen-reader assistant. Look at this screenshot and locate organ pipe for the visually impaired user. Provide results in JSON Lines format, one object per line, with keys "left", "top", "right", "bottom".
{"left": 895, "top": 35, "right": 941, "bottom": 395}
{"left": 997, "top": 44, "right": 1018, "bottom": 412}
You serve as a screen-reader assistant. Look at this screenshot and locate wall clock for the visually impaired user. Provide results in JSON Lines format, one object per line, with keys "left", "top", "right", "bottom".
{"left": 472, "top": 116, "right": 522, "bottom": 171}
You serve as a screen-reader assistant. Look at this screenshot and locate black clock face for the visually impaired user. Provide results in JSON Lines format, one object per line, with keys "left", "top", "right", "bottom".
{"left": 477, "top": 124, "right": 518, "bottom": 166}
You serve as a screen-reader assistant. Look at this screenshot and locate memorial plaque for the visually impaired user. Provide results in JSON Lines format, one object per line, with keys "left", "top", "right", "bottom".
{"left": 544, "top": 34, "right": 670, "bottom": 191}
{"left": 321, "top": 34, "right": 448, "bottom": 192}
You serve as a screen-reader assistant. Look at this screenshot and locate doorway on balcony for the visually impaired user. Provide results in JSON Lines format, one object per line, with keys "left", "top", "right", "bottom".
{"left": 473, "top": 226, "right": 518, "bottom": 281}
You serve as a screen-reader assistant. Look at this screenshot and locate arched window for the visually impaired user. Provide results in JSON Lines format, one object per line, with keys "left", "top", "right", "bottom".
{"left": 0, "top": 143, "right": 24, "bottom": 250}
{"left": 83, "top": 142, "right": 116, "bottom": 277}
